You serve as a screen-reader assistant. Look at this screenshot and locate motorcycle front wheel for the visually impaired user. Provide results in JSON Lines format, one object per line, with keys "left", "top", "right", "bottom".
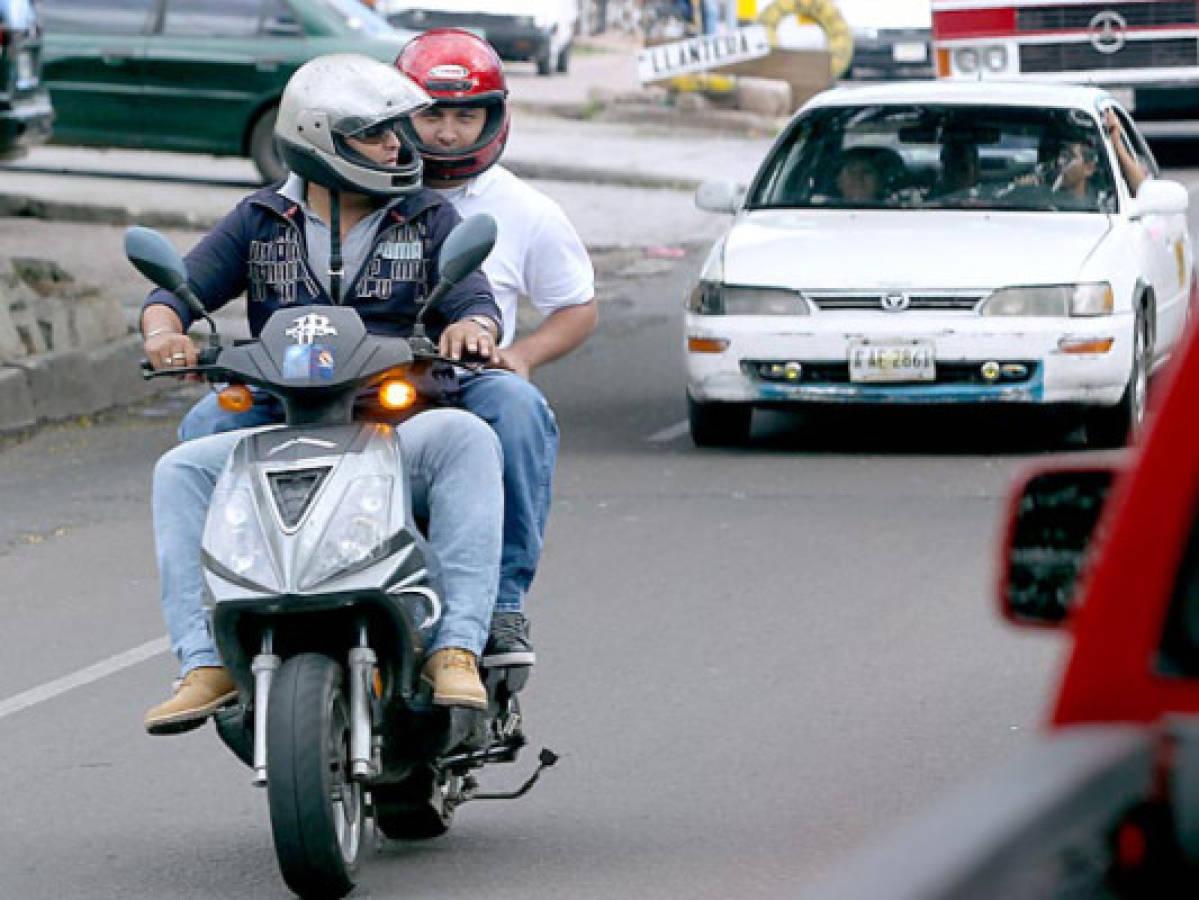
{"left": 267, "top": 653, "right": 362, "bottom": 899}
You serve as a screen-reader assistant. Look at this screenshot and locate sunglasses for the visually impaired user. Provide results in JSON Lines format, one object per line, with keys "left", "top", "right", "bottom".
{"left": 352, "top": 122, "right": 403, "bottom": 145}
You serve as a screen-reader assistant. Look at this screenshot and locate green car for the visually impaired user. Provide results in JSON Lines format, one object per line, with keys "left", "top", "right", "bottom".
{"left": 38, "top": 0, "right": 415, "bottom": 182}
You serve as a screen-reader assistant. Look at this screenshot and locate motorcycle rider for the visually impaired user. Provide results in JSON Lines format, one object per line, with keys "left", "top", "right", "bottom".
{"left": 396, "top": 29, "right": 597, "bottom": 667}
{"left": 141, "top": 54, "right": 505, "bottom": 734}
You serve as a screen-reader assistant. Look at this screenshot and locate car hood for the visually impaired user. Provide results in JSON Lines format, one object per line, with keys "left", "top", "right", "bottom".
{"left": 724, "top": 210, "right": 1112, "bottom": 290}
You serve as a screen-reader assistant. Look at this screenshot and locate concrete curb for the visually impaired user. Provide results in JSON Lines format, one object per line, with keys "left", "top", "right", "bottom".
{"left": 0, "top": 333, "right": 166, "bottom": 435}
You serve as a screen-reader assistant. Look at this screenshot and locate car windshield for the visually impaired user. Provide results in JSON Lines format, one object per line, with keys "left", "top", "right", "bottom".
{"left": 314, "top": 0, "right": 395, "bottom": 33}
{"left": 749, "top": 103, "right": 1116, "bottom": 214}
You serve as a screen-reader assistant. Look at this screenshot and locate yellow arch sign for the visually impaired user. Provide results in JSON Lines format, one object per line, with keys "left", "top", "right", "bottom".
{"left": 757, "top": 0, "right": 854, "bottom": 79}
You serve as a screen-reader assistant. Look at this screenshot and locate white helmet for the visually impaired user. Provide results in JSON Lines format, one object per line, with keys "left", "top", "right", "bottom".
{"left": 274, "top": 54, "right": 431, "bottom": 196}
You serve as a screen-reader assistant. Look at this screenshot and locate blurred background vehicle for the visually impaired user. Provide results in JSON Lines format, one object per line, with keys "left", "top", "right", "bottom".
{"left": 0, "top": 0, "right": 53, "bottom": 159}
{"left": 378, "top": 0, "right": 578, "bottom": 74}
{"left": 931, "top": 0, "right": 1199, "bottom": 121}
{"left": 37, "top": 0, "right": 416, "bottom": 183}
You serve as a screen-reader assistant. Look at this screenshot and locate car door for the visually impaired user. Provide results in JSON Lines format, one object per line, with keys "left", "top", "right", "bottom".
{"left": 139, "top": 0, "right": 294, "bottom": 154}
{"left": 1108, "top": 104, "right": 1192, "bottom": 363}
{"left": 38, "top": 0, "right": 154, "bottom": 144}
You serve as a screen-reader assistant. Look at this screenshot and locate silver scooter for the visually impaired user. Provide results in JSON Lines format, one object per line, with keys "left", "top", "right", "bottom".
{"left": 127, "top": 218, "right": 555, "bottom": 900}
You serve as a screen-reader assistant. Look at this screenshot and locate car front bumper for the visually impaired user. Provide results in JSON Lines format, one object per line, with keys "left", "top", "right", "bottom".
{"left": 684, "top": 311, "right": 1133, "bottom": 407}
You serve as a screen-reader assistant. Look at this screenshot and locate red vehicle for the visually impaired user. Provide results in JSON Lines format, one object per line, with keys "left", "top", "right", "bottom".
{"left": 931, "top": 0, "right": 1199, "bottom": 119}
{"left": 808, "top": 308, "right": 1199, "bottom": 895}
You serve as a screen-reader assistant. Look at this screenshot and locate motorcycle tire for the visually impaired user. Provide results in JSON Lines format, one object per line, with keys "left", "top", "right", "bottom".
{"left": 266, "top": 653, "right": 362, "bottom": 899}
{"left": 372, "top": 764, "right": 455, "bottom": 840}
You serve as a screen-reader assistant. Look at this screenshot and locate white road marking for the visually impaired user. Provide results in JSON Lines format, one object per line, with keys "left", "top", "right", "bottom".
{"left": 646, "top": 420, "right": 689, "bottom": 443}
{"left": 0, "top": 637, "right": 168, "bottom": 722}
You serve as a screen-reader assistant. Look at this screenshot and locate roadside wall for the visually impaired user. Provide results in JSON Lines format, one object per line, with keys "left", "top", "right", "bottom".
{"left": 0, "top": 257, "right": 159, "bottom": 433}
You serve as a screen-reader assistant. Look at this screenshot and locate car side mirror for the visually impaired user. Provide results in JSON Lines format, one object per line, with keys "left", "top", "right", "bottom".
{"left": 696, "top": 179, "right": 745, "bottom": 214}
{"left": 998, "top": 461, "right": 1122, "bottom": 627}
{"left": 1128, "top": 179, "right": 1190, "bottom": 218}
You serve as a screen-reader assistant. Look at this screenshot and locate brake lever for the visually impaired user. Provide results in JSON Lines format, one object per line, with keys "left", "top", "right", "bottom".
{"left": 139, "top": 359, "right": 216, "bottom": 381}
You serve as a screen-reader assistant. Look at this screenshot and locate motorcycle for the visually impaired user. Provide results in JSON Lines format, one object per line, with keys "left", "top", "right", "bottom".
{"left": 126, "top": 217, "right": 556, "bottom": 899}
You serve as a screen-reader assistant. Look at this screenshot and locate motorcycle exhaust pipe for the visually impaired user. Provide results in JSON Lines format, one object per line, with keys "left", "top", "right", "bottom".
{"left": 251, "top": 629, "right": 280, "bottom": 787}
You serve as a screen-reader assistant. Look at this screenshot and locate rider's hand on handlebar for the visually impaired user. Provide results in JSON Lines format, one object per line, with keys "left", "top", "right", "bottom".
{"left": 439, "top": 319, "right": 500, "bottom": 365}
{"left": 144, "top": 329, "right": 197, "bottom": 375}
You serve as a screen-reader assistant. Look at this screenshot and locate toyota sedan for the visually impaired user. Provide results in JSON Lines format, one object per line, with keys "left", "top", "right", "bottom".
{"left": 686, "top": 81, "right": 1194, "bottom": 448}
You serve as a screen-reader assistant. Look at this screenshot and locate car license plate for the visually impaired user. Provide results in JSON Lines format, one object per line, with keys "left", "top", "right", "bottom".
{"left": 16, "top": 50, "right": 34, "bottom": 88}
{"left": 849, "top": 341, "right": 935, "bottom": 383}
{"left": 892, "top": 42, "right": 927, "bottom": 63}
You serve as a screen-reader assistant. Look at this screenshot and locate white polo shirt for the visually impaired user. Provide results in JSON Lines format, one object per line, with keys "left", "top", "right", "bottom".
{"left": 436, "top": 165, "right": 594, "bottom": 347}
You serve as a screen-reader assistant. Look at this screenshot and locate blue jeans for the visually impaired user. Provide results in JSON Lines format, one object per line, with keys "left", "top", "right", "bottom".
{"left": 180, "top": 369, "right": 558, "bottom": 615}
{"left": 155, "top": 409, "right": 503, "bottom": 675}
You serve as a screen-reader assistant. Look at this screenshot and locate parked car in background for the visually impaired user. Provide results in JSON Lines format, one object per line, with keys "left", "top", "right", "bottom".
{"left": 379, "top": 0, "right": 577, "bottom": 75}
{"left": 0, "top": 0, "right": 53, "bottom": 159}
{"left": 846, "top": 25, "right": 934, "bottom": 81}
{"left": 687, "top": 81, "right": 1194, "bottom": 449}
{"left": 37, "top": 0, "right": 416, "bottom": 183}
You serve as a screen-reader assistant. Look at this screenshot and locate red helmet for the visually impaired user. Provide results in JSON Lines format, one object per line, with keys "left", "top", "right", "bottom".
{"left": 395, "top": 29, "right": 509, "bottom": 184}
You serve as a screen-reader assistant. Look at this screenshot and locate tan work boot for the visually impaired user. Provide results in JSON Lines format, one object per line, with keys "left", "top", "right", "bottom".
{"left": 144, "top": 666, "right": 237, "bottom": 736}
{"left": 422, "top": 648, "right": 487, "bottom": 710}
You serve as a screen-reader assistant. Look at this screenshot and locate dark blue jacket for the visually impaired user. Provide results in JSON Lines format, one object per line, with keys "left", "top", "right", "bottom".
{"left": 142, "top": 185, "right": 499, "bottom": 341}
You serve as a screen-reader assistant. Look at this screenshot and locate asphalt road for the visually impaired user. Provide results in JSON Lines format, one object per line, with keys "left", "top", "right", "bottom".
{"left": 0, "top": 162, "right": 1197, "bottom": 899}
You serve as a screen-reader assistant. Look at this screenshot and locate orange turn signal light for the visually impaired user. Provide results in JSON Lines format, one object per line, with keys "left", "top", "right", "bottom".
{"left": 1058, "top": 337, "right": 1115, "bottom": 354}
{"left": 217, "top": 384, "right": 254, "bottom": 413}
{"left": 687, "top": 337, "right": 730, "bottom": 354}
{"left": 379, "top": 378, "right": 417, "bottom": 411}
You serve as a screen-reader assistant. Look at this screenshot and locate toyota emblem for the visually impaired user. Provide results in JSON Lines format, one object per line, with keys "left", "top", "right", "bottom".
{"left": 880, "top": 293, "right": 910, "bottom": 312}
{"left": 1089, "top": 10, "right": 1127, "bottom": 55}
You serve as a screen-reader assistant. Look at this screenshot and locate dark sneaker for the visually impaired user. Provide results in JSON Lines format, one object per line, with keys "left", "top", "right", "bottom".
{"left": 482, "top": 611, "right": 535, "bottom": 668}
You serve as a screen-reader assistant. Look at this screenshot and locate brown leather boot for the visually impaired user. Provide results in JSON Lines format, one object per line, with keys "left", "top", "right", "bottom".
{"left": 144, "top": 666, "right": 237, "bottom": 735}
{"left": 422, "top": 649, "right": 487, "bottom": 710}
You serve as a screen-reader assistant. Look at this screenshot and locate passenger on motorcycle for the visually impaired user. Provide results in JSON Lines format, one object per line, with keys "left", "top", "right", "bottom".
{"left": 141, "top": 54, "right": 505, "bottom": 734}
{"left": 396, "top": 28, "right": 597, "bottom": 666}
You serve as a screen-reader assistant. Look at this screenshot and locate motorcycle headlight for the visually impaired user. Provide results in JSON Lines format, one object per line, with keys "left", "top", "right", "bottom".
{"left": 980, "top": 283, "right": 1113, "bottom": 317}
{"left": 299, "top": 475, "right": 393, "bottom": 590}
{"left": 207, "top": 486, "right": 280, "bottom": 590}
{"left": 687, "top": 283, "right": 810, "bottom": 316}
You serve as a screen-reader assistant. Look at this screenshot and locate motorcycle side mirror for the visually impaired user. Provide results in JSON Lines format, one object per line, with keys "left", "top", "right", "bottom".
{"left": 439, "top": 213, "right": 498, "bottom": 286}
{"left": 997, "top": 459, "right": 1122, "bottom": 628}
{"left": 124, "top": 226, "right": 217, "bottom": 334}
{"left": 412, "top": 214, "right": 498, "bottom": 335}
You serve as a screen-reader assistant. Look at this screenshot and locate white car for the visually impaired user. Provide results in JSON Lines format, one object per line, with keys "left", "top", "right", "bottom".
{"left": 379, "top": 0, "right": 577, "bottom": 74}
{"left": 685, "top": 80, "right": 1195, "bottom": 448}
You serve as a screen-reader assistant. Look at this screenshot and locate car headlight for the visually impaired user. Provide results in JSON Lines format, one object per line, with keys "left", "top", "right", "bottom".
{"left": 980, "top": 283, "right": 1113, "bottom": 317}
{"left": 299, "top": 475, "right": 393, "bottom": 589}
{"left": 207, "top": 486, "right": 280, "bottom": 590}
{"left": 983, "top": 45, "right": 1008, "bottom": 71}
{"left": 953, "top": 47, "right": 980, "bottom": 74}
{"left": 687, "top": 283, "right": 811, "bottom": 315}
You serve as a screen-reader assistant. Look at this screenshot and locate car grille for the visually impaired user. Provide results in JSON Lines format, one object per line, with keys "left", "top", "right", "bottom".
{"left": 1017, "top": 2, "right": 1198, "bottom": 30}
{"left": 1020, "top": 38, "right": 1199, "bottom": 72}
{"left": 743, "top": 360, "right": 1039, "bottom": 386}
{"left": 387, "top": 10, "right": 522, "bottom": 29}
{"left": 803, "top": 291, "right": 986, "bottom": 312}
